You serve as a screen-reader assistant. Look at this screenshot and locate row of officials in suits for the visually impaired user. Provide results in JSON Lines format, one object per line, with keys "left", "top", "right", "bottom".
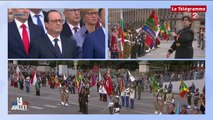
{"left": 8, "top": 8, "right": 106, "bottom": 59}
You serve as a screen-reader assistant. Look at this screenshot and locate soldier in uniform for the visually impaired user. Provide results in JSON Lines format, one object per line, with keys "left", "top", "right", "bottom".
{"left": 112, "top": 95, "right": 121, "bottom": 114}
{"left": 154, "top": 88, "right": 164, "bottom": 114}
{"left": 187, "top": 86, "right": 193, "bottom": 109}
{"left": 25, "top": 76, "right": 30, "bottom": 93}
{"left": 165, "top": 89, "right": 174, "bottom": 104}
{"left": 123, "top": 41, "right": 131, "bottom": 58}
{"left": 80, "top": 87, "right": 89, "bottom": 114}
{"left": 193, "top": 88, "right": 199, "bottom": 108}
{"left": 59, "top": 80, "right": 69, "bottom": 106}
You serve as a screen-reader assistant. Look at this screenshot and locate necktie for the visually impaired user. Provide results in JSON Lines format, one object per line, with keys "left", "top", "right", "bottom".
{"left": 21, "top": 24, "right": 30, "bottom": 55}
{"left": 73, "top": 27, "right": 78, "bottom": 33}
{"left": 54, "top": 39, "right": 62, "bottom": 58}
{"left": 35, "top": 15, "right": 44, "bottom": 33}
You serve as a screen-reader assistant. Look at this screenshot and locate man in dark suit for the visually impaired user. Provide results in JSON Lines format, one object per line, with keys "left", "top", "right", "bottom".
{"left": 28, "top": 9, "right": 48, "bottom": 34}
{"left": 29, "top": 10, "right": 77, "bottom": 58}
{"left": 61, "top": 9, "right": 82, "bottom": 38}
{"left": 82, "top": 9, "right": 105, "bottom": 58}
{"left": 8, "top": 8, "right": 44, "bottom": 58}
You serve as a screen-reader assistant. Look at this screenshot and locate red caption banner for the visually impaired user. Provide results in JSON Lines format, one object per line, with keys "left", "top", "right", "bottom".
{"left": 170, "top": 5, "right": 207, "bottom": 12}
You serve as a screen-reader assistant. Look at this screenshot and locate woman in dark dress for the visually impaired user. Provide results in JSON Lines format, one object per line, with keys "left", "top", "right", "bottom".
{"left": 167, "top": 16, "right": 194, "bottom": 59}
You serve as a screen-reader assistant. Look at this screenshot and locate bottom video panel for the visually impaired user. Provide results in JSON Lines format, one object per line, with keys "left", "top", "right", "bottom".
{"left": 8, "top": 60, "right": 205, "bottom": 114}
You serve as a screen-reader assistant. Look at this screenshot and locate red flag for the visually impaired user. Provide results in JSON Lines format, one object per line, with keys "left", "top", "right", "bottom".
{"left": 145, "top": 35, "right": 153, "bottom": 48}
{"left": 30, "top": 68, "right": 37, "bottom": 84}
{"left": 104, "top": 72, "right": 113, "bottom": 96}
{"left": 91, "top": 74, "right": 96, "bottom": 87}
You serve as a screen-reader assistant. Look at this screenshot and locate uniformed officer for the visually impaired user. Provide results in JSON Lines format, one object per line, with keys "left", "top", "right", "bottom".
{"left": 154, "top": 88, "right": 164, "bottom": 114}
{"left": 80, "top": 87, "right": 89, "bottom": 114}
{"left": 193, "top": 88, "right": 199, "bottom": 108}
{"left": 187, "top": 86, "right": 192, "bottom": 109}
{"left": 60, "top": 80, "right": 69, "bottom": 106}
{"left": 165, "top": 90, "right": 174, "bottom": 104}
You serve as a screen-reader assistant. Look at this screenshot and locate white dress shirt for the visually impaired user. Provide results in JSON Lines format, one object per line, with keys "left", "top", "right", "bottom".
{"left": 29, "top": 11, "right": 46, "bottom": 33}
{"left": 67, "top": 21, "right": 80, "bottom": 34}
{"left": 14, "top": 19, "right": 30, "bottom": 42}
{"left": 47, "top": 33, "right": 62, "bottom": 53}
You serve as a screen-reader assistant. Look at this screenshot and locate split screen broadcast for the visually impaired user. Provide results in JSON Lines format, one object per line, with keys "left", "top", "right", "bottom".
{"left": 8, "top": 7, "right": 205, "bottom": 115}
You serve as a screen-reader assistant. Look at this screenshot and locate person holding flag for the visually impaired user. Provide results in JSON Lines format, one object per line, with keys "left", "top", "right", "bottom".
{"left": 31, "top": 68, "right": 40, "bottom": 96}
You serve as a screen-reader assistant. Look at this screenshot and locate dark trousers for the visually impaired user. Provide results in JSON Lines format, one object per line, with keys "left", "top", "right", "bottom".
{"left": 99, "top": 93, "right": 103, "bottom": 101}
{"left": 72, "top": 87, "right": 75, "bottom": 94}
{"left": 187, "top": 96, "right": 191, "bottom": 105}
{"left": 200, "top": 105, "right": 205, "bottom": 114}
{"left": 19, "top": 81, "right": 24, "bottom": 90}
{"left": 130, "top": 99, "right": 134, "bottom": 109}
{"left": 125, "top": 96, "right": 129, "bottom": 107}
{"left": 121, "top": 96, "right": 125, "bottom": 106}
{"left": 26, "top": 86, "right": 30, "bottom": 93}
{"left": 36, "top": 90, "right": 40, "bottom": 96}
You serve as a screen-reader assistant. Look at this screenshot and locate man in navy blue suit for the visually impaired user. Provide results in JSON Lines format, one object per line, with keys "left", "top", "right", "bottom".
{"left": 82, "top": 9, "right": 105, "bottom": 59}
{"left": 29, "top": 10, "right": 77, "bottom": 58}
{"left": 28, "top": 9, "right": 48, "bottom": 34}
{"left": 8, "top": 8, "right": 44, "bottom": 58}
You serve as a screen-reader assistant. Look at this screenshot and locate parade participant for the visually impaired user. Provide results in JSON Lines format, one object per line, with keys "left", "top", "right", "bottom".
{"left": 25, "top": 76, "right": 30, "bottom": 93}
{"left": 194, "top": 88, "right": 199, "bottom": 108}
{"left": 167, "top": 103, "right": 175, "bottom": 114}
{"left": 80, "top": 87, "right": 89, "bottom": 114}
{"left": 167, "top": 16, "right": 194, "bottom": 59}
{"left": 165, "top": 89, "right": 174, "bottom": 104}
{"left": 137, "top": 79, "right": 142, "bottom": 99}
{"left": 35, "top": 80, "right": 40, "bottom": 96}
{"left": 59, "top": 80, "right": 69, "bottom": 106}
{"left": 168, "top": 81, "right": 173, "bottom": 93}
{"left": 130, "top": 85, "right": 135, "bottom": 109}
{"left": 113, "top": 95, "right": 121, "bottom": 114}
{"left": 125, "top": 85, "right": 130, "bottom": 107}
{"left": 200, "top": 88, "right": 205, "bottom": 114}
{"left": 110, "top": 26, "right": 119, "bottom": 58}
{"left": 137, "top": 31, "right": 146, "bottom": 57}
{"left": 163, "top": 85, "right": 168, "bottom": 104}
{"left": 120, "top": 89, "right": 125, "bottom": 106}
{"left": 180, "top": 104, "right": 188, "bottom": 114}
{"left": 187, "top": 86, "right": 192, "bottom": 109}
{"left": 19, "top": 74, "right": 24, "bottom": 90}
{"left": 154, "top": 88, "right": 164, "bottom": 114}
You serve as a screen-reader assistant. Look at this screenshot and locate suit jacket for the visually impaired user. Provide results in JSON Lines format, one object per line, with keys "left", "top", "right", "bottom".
{"left": 28, "top": 10, "right": 47, "bottom": 34}
{"left": 28, "top": 35, "right": 77, "bottom": 58}
{"left": 8, "top": 21, "right": 44, "bottom": 58}
{"left": 61, "top": 20, "right": 83, "bottom": 38}
{"left": 82, "top": 27, "right": 105, "bottom": 59}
